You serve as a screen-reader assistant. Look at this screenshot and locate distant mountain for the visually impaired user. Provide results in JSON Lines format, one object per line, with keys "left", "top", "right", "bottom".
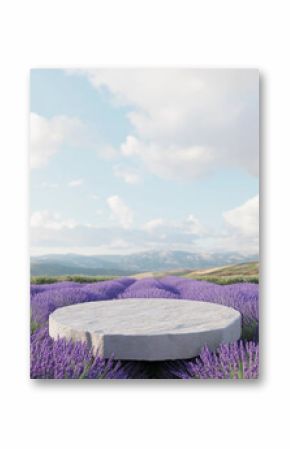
{"left": 30, "top": 250, "right": 258, "bottom": 276}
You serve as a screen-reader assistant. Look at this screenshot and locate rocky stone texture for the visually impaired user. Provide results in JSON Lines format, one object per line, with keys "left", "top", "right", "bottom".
{"left": 49, "top": 299, "right": 241, "bottom": 361}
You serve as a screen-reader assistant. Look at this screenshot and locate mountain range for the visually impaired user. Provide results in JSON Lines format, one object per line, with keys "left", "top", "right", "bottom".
{"left": 30, "top": 250, "right": 258, "bottom": 276}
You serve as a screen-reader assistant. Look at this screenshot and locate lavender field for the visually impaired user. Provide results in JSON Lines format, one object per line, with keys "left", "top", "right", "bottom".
{"left": 30, "top": 277, "right": 259, "bottom": 379}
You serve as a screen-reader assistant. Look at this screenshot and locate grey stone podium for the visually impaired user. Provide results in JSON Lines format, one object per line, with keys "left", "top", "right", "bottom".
{"left": 49, "top": 299, "right": 241, "bottom": 361}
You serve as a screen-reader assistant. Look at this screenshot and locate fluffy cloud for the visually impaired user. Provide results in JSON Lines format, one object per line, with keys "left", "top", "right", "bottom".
{"left": 30, "top": 211, "right": 77, "bottom": 230}
{"left": 107, "top": 195, "right": 134, "bottom": 229}
{"left": 30, "top": 197, "right": 258, "bottom": 257}
{"left": 223, "top": 195, "right": 259, "bottom": 237}
{"left": 143, "top": 218, "right": 165, "bottom": 232}
{"left": 143, "top": 215, "right": 205, "bottom": 236}
{"left": 30, "top": 113, "right": 85, "bottom": 169}
{"left": 30, "top": 221, "right": 205, "bottom": 255}
{"left": 79, "top": 69, "right": 259, "bottom": 180}
{"left": 113, "top": 165, "right": 141, "bottom": 184}
{"left": 30, "top": 112, "right": 116, "bottom": 169}
{"left": 185, "top": 215, "right": 205, "bottom": 235}
{"left": 209, "top": 195, "right": 259, "bottom": 256}
{"left": 121, "top": 136, "right": 215, "bottom": 180}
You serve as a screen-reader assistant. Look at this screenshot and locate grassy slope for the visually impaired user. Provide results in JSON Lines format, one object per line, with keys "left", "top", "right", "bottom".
{"left": 132, "top": 262, "right": 259, "bottom": 284}
{"left": 182, "top": 261, "right": 259, "bottom": 284}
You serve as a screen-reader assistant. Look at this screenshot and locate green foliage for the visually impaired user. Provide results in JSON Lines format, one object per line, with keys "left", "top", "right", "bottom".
{"left": 186, "top": 275, "right": 259, "bottom": 285}
{"left": 31, "top": 319, "right": 41, "bottom": 335}
{"left": 31, "top": 274, "right": 117, "bottom": 284}
{"left": 242, "top": 321, "right": 259, "bottom": 341}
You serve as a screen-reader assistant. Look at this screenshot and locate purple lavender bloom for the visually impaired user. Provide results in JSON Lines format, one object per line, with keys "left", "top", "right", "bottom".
{"left": 32, "top": 276, "right": 258, "bottom": 319}
{"left": 163, "top": 341, "right": 259, "bottom": 379}
{"left": 163, "top": 278, "right": 259, "bottom": 340}
{"left": 30, "top": 279, "right": 132, "bottom": 325}
{"left": 30, "top": 276, "right": 259, "bottom": 379}
{"left": 31, "top": 287, "right": 98, "bottom": 324}
{"left": 31, "top": 276, "right": 259, "bottom": 338}
{"left": 30, "top": 326, "right": 135, "bottom": 379}
{"left": 81, "top": 279, "right": 128, "bottom": 300}
{"left": 118, "top": 278, "right": 180, "bottom": 299}
{"left": 116, "top": 277, "right": 136, "bottom": 288}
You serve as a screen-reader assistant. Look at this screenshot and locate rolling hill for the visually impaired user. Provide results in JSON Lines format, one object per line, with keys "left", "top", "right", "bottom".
{"left": 30, "top": 250, "right": 258, "bottom": 277}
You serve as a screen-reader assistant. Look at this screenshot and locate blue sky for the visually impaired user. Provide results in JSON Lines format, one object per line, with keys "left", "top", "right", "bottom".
{"left": 30, "top": 69, "right": 259, "bottom": 256}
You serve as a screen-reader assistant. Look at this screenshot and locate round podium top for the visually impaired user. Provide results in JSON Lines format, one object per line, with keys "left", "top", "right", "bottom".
{"left": 49, "top": 299, "right": 241, "bottom": 361}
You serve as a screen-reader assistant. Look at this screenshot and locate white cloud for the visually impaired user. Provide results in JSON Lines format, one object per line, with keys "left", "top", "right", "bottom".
{"left": 68, "top": 178, "right": 83, "bottom": 187}
{"left": 30, "top": 199, "right": 258, "bottom": 257}
{"left": 107, "top": 195, "right": 134, "bottom": 229}
{"left": 143, "top": 218, "right": 165, "bottom": 232}
{"left": 143, "top": 214, "right": 205, "bottom": 236}
{"left": 121, "top": 136, "right": 215, "bottom": 180}
{"left": 184, "top": 215, "right": 205, "bottom": 235}
{"left": 30, "top": 113, "right": 86, "bottom": 169}
{"left": 30, "top": 210, "right": 77, "bottom": 230}
{"left": 79, "top": 69, "right": 259, "bottom": 180}
{"left": 113, "top": 165, "right": 141, "bottom": 184}
{"left": 30, "top": 112, "right": 117, "bottom": 169}
{"left": 30, "top": 243, "right": 137, "bottom": 256}
{"left": 207, "top": 195, "right": 259, "bottom": 256}
{"left": 223, "top": 195, "right": 259, "bottom": 237}
{"left": 120, "top": 135, "right": 140, "bottom": 156}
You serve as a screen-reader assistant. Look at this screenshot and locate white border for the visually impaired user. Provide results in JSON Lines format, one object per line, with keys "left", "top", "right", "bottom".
{"left": 1, "top": 1, "right": 289, "bottom": 448}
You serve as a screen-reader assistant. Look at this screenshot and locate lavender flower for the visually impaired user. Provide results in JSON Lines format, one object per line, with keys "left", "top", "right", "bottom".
{"left": 30, "top": 276, "right": 259, "bottom": 379}
{"left": 30, "top": 326, "right": 134, "bottom": 379}
{"left": 118, "top": 278, "right": 179, "bottom": 299}
{"left": 163, "top": 341, "right": 259, "bottom": 379}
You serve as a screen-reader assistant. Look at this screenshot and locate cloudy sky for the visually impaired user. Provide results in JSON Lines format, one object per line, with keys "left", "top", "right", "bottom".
{"left": 30, "top": 69, "right": 259, "bottom": 257}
